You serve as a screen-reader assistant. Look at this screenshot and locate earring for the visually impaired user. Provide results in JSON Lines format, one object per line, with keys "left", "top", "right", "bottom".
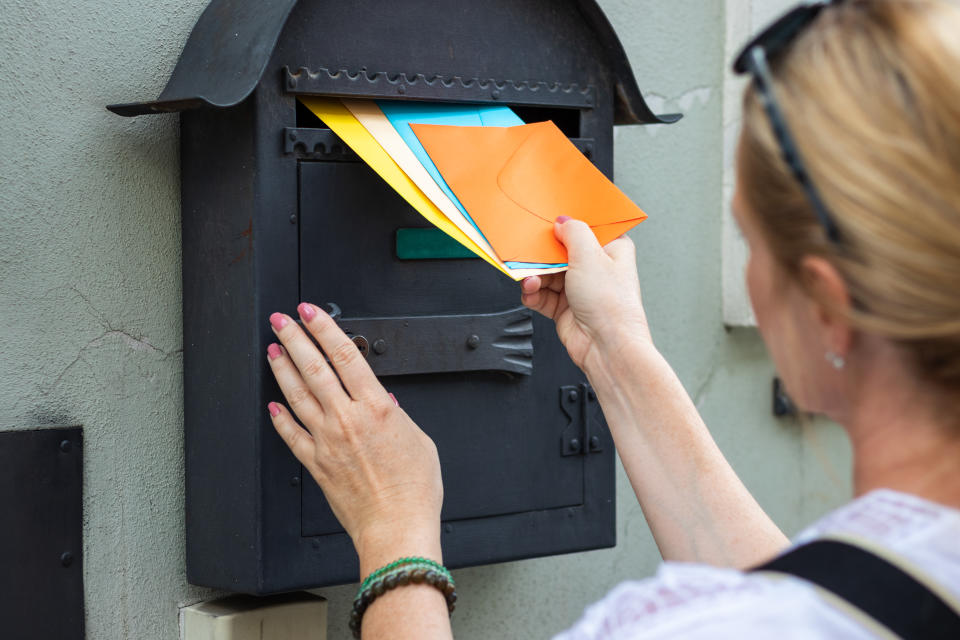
{"left": 825, "top": 351, "right": 846, "bottom": 370}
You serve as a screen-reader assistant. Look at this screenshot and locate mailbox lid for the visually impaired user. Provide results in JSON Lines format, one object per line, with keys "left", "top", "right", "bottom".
{"left": 107, "top": 0, "right": 680, "bottom": 125}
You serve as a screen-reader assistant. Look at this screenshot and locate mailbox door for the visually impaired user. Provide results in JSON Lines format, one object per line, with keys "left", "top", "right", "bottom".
{"left": 296, "top": 155, "right": 613, "bottom": 575}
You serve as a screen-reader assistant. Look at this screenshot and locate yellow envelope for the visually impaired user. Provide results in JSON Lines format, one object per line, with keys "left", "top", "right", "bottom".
{"left": 299, "top": 97, "right": 517, "bottom": 279}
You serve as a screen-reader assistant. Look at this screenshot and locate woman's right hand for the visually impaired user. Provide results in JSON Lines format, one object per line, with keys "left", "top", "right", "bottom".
{"left": 521, "top": 217, "right": 652, "bottom": 370}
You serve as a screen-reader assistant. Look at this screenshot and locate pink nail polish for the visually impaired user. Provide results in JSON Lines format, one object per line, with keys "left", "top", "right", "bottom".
{"left": 270, "top": 313, "right": 288, "bottom": 331}
{"left": 268, "top": 402, "right": 281, "bottom": 417}
{"left": 389, "top": 393, "right": 399, "bottom": 406}
{"left": 298, "top": 302, "right": 317, "bottom": 322}
{"left": 267, "top": 343, "right": 283, "bottom": 360}
{"left": 556, "top": 215, "right": 572, "bottom": 224}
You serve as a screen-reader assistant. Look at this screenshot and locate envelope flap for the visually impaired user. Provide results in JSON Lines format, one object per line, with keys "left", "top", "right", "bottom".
{"left": 497, "top": 122, "right": 646, "bottom": 226}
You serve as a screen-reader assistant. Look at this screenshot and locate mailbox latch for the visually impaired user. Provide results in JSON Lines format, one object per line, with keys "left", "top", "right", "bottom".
{"left": 560, "top": 383, "right": 603, "bottom": 456}
{"left": 319, "top": 303, "right": 534, "bottom": 377}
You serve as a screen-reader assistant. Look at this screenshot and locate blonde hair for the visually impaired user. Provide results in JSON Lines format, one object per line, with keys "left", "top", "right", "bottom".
{"left": 740, "top": 0, "right": 960, "bottom": 389}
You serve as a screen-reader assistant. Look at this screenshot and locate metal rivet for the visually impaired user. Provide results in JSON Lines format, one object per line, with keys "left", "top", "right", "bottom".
{"left": 466, "top": 335, "right": 481, "bottom": 350}
{"left": 491, "top": 89, "right": 501, "bottom": 99}
{"left": 60, "top": 552, "right": 74, "bottom": 567}
{"left": 587, "top": 390, "right": 597, "bottom": 401}
{"left": 59, "top": 440, "right": 72, "bottom": 453}
{"left": 290, "top": 476, "right": 300, "bottom": 487}
{"left": 373, "top": 339, "right": 387, "bottom": 355}
{"left": 567, "top": 508, "right": 576, "bottom": 519}
{"left": 287, "top": 78, "right": 297, "bottom": 89}
{"left": 311, "top": 539, "right": 321, "bottom": 550}
{"left": 288, "top": 131, "right": 297, "bottom": 142}
{"left": 590, "top": 436, "right": 600, "bottom": 450}
{"left": 569, "top": 438, "right": 580, "bottom": 452}
{"left": 444, "top": 524, "right": 453, "bottom": 534}
{"left": 289, "top": 213, "right": 297, "bottom": 225}
{"left": 397, "top": 85, "right": 406, "bottom": 94}
{"left": 353, "top": 335, "right": 370, "bottom": 357}
{"left": 586, "top": 94, "right": 594, "bottom": 105}
{"left": 568, "top": 389, "right": 579, "bottom": 402}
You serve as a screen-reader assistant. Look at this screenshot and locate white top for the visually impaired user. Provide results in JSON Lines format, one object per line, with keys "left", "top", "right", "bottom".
{"left": 555, "top": 491, "right": 960, "bottom": 639}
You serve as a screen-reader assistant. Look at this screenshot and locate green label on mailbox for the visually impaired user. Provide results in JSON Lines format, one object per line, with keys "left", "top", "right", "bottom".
{"left": 395, "top": 228, "right": 479, "bottom": 260}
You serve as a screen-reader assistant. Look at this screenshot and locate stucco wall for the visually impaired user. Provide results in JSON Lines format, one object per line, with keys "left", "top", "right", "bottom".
{"left": 0, "top": 1, "right": 851, "bottom": 638}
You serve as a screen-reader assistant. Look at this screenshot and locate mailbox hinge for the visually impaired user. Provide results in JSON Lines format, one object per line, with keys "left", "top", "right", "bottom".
{"left": 559, "top": 383, "right": 603, "bottom": 456}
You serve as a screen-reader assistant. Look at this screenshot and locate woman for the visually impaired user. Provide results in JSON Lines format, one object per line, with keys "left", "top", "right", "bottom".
{"left": 264, "top": 0, "right": 960, "bottom": 636}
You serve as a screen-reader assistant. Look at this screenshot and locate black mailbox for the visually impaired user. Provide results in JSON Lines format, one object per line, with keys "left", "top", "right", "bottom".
{"left": 109, "top": 0, "right": 678, "bottom": 593}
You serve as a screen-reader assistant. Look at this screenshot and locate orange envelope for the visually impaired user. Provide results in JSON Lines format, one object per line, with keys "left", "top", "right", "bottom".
{"left": 411, "top": 121, "right": 647, "bottom": 264}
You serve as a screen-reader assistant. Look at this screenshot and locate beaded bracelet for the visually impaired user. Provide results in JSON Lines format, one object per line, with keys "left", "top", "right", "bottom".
{"left": 359, "top": 556, "right": 448, "bottom": 594}
{"left": 350, "top": 558, "right": 457, "bottom": 638}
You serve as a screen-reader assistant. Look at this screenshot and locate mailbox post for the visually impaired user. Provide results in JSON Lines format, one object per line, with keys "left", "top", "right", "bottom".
{"left": 109, "top": 0, "right": 678, "bottom": 594}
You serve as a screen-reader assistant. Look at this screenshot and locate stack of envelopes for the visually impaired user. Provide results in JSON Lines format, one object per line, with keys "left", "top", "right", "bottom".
{"left": 300, "top": 97, "right": 647, "bottom": 281}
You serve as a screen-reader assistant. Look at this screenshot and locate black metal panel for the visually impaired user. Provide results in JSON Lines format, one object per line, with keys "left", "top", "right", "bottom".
{"left": 181, "top": 100, "right": 268, "bottom": 591}
{"left": 0, "top": 427, "right": 84, "bottom": 640}
{"left": 107, "top": 0, "right": 679, "bottom": 125}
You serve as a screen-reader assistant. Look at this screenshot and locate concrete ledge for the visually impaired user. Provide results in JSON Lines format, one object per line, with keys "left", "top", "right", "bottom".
{"left": 181, "top": 593, "right": 327, "bottom": 640}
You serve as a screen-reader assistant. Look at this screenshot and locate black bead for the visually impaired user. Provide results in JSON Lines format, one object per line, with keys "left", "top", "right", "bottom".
{"left": 384, "top": 574, "right": 398, "bottom": 589}
{"left": 436, "top": 576, "right": 448, "bottom": 590}
{"left": 372, "top": 580, "right": 386, "bottom": 596}
{"left": 395, "top": 570, "right": 410, "bottom": 585}
{"left": 410, "top": 569, "right": 426, "bottom": 583}
{"left": 424, "top": 570, "right": 437, "bottom": 585}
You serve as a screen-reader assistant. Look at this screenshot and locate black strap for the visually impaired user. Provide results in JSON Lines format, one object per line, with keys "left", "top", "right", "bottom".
{"left": 752, "top": 540, "right": 960, "bottom": 639}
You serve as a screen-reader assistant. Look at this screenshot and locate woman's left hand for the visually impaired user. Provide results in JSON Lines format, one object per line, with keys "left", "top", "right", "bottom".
{"left": 266, "top": 303, "right": 444, "bottom": 574}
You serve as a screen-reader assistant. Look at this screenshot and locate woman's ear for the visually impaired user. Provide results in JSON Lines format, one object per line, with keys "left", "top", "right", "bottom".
{"left": 799, "top": 256, "right": 853, "bottom": 357}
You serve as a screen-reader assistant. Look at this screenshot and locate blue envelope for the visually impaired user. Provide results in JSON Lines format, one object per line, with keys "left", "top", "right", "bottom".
{"left": 377, "top": 100, "right": 567, "bottom": 269}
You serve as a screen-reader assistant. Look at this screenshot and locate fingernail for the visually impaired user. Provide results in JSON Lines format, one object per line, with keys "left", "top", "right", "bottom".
{"left": 298, "top": 302, "right": 317, "bottom": 322}
{"left": 556, "top": 216, "right": 572, "bottom": 224}
{"left": 270, "top": 313, "right": 288, "bottom": 331}
{"left": 267, "top": 343, "right": 283, "bottom": 360}
{"left": 389, "top": 393, "right": 399, "bottom": 406}
{"left": 268, "top": 402, "right": 281, "bottom": 417}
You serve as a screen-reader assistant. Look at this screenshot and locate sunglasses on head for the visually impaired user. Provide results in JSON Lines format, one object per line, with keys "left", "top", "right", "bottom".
{"left": 733, "top": 0, "right": 844, "bottom": 245}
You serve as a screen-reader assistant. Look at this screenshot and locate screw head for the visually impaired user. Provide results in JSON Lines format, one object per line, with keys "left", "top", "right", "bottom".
{"left": 60, "top": 552, "right": 74, "bottom": 567}
{"left": 353, "top": 335, "right": 370, "bottom": 357}
{"left": 373, "top": 339, "right": 387, "bottom": 355}
{"left": 288, "top": 131, "right": 297, "bottom": 142}
{"left": 59, "top": 440, "right": 72, "bottom": 453}
{"left": 466, "top": 335, "right": 481, "bottom": 350}
{"left": 568, "top": 389, "right": 579, "bottom": 402}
